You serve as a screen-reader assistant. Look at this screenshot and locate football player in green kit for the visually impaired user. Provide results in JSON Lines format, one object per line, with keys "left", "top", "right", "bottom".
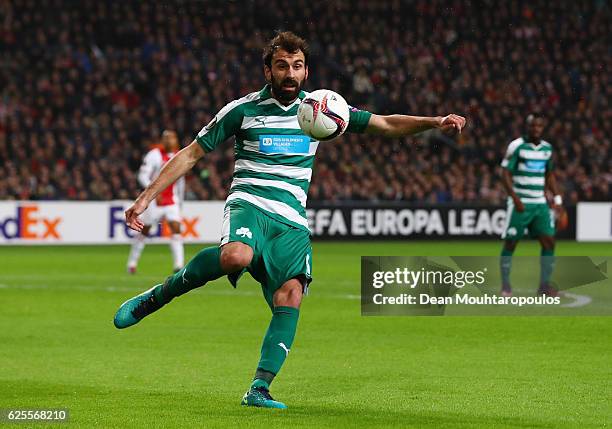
{"left": 500, "top": 114, "right": 564, "bottom": 297}
{"left": 114, "top": 31, "right": 466, "bottom": 409}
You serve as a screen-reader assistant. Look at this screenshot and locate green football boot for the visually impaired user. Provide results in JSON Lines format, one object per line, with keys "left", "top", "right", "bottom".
{"left": 241, "top": 386, "right": 287, "bottom": 409}
{"left": 113, "top": 285, "right": 164, "bottom": 329}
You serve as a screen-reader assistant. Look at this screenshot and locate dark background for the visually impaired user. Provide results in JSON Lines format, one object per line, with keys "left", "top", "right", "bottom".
{"left": 0, "top": 0, "right": 609, "bottom": 204}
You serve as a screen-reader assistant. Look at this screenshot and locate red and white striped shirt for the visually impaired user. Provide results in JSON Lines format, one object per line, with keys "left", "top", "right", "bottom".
{"left": 137, "top": 147, "right": 185, "bottom": 206}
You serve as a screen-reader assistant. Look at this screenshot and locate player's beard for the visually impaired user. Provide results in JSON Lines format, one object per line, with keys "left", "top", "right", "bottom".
{"left": 270, "top": 76, "right": 303, "bottom": 104}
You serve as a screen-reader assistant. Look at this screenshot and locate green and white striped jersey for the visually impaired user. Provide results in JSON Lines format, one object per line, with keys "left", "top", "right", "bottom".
{"left": 196, "top": 84, "right": 372, "bottom": 231}
{"left": 501, "top": 137, "right": 553, "bottom": 204}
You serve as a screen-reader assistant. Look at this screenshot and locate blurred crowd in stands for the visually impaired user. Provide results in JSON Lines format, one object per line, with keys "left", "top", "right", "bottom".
{"left": 0, "top": 0, "right": 609, "bottom": 204}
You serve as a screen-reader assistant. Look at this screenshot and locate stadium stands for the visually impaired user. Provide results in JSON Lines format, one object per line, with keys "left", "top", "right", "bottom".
{"left": 0, "top": 0, "right": 609, "bottom": 203}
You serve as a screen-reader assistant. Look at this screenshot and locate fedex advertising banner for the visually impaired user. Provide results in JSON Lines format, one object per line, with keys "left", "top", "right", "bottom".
{"left": 0, "top": 201, "right": 585, "bottom": 244}
{"left": 0, "top": 201, "right": 225, "bottom": 245}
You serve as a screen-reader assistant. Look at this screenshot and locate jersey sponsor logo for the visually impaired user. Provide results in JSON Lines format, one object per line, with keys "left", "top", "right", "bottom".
{"left": 523, "top": 160, "right": 546, "bottom": 173}
{"left": 519, "top": 149, "right": 550, "bottom": 160}
{"left": 236, "top": 227, "right": 253, "bottom": 239}
{"left": 258, "top": 134, "right": 310, "bottom": 154}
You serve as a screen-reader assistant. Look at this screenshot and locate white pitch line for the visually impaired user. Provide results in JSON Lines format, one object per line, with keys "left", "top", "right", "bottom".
{"left": 0, "top": 273, "right": 359, "bottom": 286}
{"left": 0, "top": 273, "right": 162, "bottom": 281}
{"left": 0, "top": 282, "right": 362, "bottom": 300}
{"left": 559, "top": 292, "right": 592, "bottom": 308}
{"left": 0, "top": 282, "right": 592, "bottom": 306}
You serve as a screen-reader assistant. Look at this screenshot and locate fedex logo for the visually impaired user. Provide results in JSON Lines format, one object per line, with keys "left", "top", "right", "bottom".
{"left": 0, "top": 205, "right": 61, "bottom": 240}
{"left": 109, "top": 206, "right": 200, "bottom": 239}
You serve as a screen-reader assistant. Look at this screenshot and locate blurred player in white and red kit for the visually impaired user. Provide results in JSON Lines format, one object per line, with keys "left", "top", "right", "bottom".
{"left": 127, "top": 130, "right": 185, "bottom": 273}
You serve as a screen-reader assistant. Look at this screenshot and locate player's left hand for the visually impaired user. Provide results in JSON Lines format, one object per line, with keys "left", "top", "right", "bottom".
{"left": 125, "top": 199, "right": 148, "bottom": 232}
{"left": 552, "top": 203, "right": 565, "bottom": 219}
{"left": 554, "top": 205, "right": 568, "bottom": 230}
{"left": 438, "top": 114, "right": 467, "bottom": 135}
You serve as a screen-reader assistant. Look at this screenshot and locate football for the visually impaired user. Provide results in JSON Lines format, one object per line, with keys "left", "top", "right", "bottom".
{"left": 297, "top": 89, "right": 350, "bottom": 140}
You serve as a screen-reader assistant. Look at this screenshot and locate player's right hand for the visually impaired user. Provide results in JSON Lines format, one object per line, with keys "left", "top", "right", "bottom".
{"left": 513, "top": 196, "right": 525, "bottom": 212}
{"left": 439, "top": 114, "right": 467, "bottom": 135}
{"left": 125, "top": 199, "right": 148, "bottom": 232}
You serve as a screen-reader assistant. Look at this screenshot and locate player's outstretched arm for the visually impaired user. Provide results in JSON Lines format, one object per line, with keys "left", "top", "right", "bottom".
{"left": 365, "top": 114, "right": 466, "bottom": 138}
{"left": 125, "top": 141, "right": 205, "bottom": 232}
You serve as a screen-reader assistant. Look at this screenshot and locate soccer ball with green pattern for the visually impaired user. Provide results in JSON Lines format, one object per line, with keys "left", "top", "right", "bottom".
{"left": 297, "top": 89, "right": 350, "bottom": 141}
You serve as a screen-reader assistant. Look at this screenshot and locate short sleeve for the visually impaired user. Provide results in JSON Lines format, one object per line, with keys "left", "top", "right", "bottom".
{"left": 138, "top": 148, "right": 161, "bottom": 188}
{"left": 142, "top": 148, "right": 161, "bottom": 168}
{"left": 196, "top": 100, "right": 244, "bottom": 152}
{"left": 501, "top": 142, "right": 520, "bottom": 171}
{"left": 546, "top": 153, "right": 554, "bottom": 172}
{"left": 346, "top": 106, "right": 372, "bottom": 134}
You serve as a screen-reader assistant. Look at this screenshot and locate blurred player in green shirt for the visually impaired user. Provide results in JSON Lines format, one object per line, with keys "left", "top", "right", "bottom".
{"left": 500, "top": 114, "right": 564, "bottom": 297}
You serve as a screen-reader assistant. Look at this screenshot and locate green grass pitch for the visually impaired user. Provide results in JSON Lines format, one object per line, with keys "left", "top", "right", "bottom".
{"left": 0, "top": 241, "right": 610, "bottom": 428}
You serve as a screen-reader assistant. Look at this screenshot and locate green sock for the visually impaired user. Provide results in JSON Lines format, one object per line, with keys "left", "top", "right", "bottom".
{"left": 254, "top": 306, "right": 300, "bottom": 386}
{"left": 500, "top": 247, "right": 514, "bottom": 286}
{"left": 250, "top": 377, "right": 270, "bottom": 390}
{"left": 154, "top": 246, "right": 225, "bottom": 305}
{"left": 540, "top": 248, "right": 555, "bottom": 285}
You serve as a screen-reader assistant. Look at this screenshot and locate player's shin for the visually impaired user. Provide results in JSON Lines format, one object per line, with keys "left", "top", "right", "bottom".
{"left": 154, "top": 246, "right": 225, "bottom": 305}
{"left": 127, "top": 233, "right": 146, "bottom": 270}
{"left": 540, "top": 248, "right": 555, "bottom": 286}
{"left": 252, "top": 306, "right": 300, "bottom": 388}
{"left": 170, "top": 233, "right": 184, "bottom": 270}
{"left": 500, "top": 247, "right": 514, "bottom": 287}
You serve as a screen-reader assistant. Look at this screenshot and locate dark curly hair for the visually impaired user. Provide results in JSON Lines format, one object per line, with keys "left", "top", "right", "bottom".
{"left": 262, "top": 31, "right": 310, "bottom": 68}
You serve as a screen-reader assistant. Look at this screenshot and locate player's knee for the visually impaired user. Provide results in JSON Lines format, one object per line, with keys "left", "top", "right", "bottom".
{"left": 504, "top": 240, "right": 517, "bottom": 251}
{"left": 220, "top": 244, "right": 252, "bottom": 271}
{"left": 273, "top": 280, "right": 303, "bottom": 308}
{"left": 541, "top": 238, "right": 555, "bottom": 251}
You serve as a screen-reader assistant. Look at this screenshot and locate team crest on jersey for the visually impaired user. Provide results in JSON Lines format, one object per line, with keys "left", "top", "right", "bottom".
{"left": 236, "top": 227, "right": 252, "bottom": 239}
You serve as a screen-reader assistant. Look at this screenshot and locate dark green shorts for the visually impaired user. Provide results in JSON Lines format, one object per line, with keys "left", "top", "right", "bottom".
{"left": 502, "top": 201, "right": 555, "bottom": 240}
{"left": 220, "top": 200, "right": 313, "bottom": 309}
